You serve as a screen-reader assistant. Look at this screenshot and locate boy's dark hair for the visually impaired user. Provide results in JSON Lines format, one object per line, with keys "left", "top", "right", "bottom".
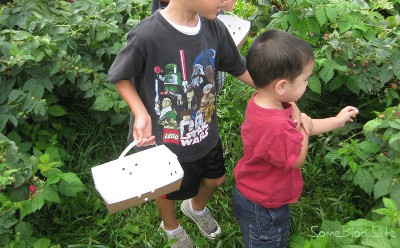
{"left": 246, "top": 29, "right": 315, "bottom": 88}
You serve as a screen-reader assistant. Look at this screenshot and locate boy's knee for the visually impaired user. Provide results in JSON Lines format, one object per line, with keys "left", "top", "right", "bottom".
{"left": 204, "top": 175, "right": 226, "bottom": 188}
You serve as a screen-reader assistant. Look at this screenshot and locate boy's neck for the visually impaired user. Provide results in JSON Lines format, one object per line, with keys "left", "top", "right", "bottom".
{"left": 254, "top": 90, "right": 284, "bottom": 110}
{"left": 162, "top": 4, "right": 199, "bottom": 27}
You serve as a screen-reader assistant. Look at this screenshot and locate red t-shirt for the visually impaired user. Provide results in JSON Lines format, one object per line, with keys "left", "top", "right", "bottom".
{"left": 234, "top": 93, "right": 304, "bottom": 209}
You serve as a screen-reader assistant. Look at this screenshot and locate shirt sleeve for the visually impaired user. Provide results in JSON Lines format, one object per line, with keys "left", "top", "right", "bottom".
{"left": 264, "top": 128, "right": 303, "bottom": 171}
{"left": 108, "top": 30, "right": 146, "bottom": 84}
{"left": 214, "top": 19, "right": 247, "bottom": 77}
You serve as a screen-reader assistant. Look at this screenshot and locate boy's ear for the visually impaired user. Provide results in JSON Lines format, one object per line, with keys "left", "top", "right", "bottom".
{"left": 274, "top": 79, "right": 287, "bottom": 95}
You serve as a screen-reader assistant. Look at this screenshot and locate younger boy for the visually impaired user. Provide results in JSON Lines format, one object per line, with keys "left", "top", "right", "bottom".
{"left": 233, "top": 29, "right": 359, "bottom": 247}
{"left": 108, "top": 0, "right": 255, "bottom": 247}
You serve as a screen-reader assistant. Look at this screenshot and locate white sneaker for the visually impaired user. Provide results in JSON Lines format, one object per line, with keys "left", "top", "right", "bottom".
{"left": 180, "top": 199, "right": 221, "bottom": 240}
{"left": 159, "top": 222, "right": 194, "bottom": 248}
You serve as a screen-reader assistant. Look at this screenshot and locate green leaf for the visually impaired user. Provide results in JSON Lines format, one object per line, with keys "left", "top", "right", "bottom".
{"left": 329, "top": 76, "right": 344, "bottom": 92}
{"left": 47, "top": 105, "right": 67, "bottom": 117}
{"left": 46, "top": 171, "right": 61, "bottom": 185}
{"left": 15, "top": 222, "right": 33, "bottom": 238}
{"left": 8, "top": 90, "right": 26, "bottom": 104}
{"left": 345, "top": 77, "right": 360, "bottom": 95}
{"left": 388, "top": 132, "right": 400, "bottom": 151}
{"left": 60, "top": 172, "right": 82, "bottom": 183}
{"left": 315, "top": 8, "right": 327, "bottom": 26}
{"left": 362, "top": 236, "right": 393, "bottom": 248}
{"left": 92, "top": 95, "right": 113, "bottom": 111}
{"left": 308, "top": 75, "right": 321, "bottom": 95}
{"left": 49, "top": 61, "right": 62, "bottom": 75}
{"left": 389, "top": 120, "right": 400, "bottom": 130}
{"left": 13, "top": 31, "right": 33, "bottom": 41}
{"left": 0, "top": 209, "right": 18, "bottom": 231}
{"left": 325, "top": 8, "right": 337, "bottom": 22}
{"left": 386, "top": 16, "right": 398, "bottom": 29}
{"left": 390, "top": 183, "right": 400, "bottom": 208}
{"left": 319, "top": 67, "right": 334, "bottom": 83}
{"left": 309, "top": 236, "right": 328, "bottom": 248}
{"left": 306, "top": 17, "right": 320, "bottom": 34}
{"left": 354, "top": 168, "right": 375, "bottom": 195}
{"left": 374, "top": 178, "right": 392, "bottom": 200}
{"left": 289, "top": 234, "right": 307, "bottom": 248}
{"left": 33, "top": 238, "right": 51, "bottom": 248}
{"left": 20, "top": 194, "right": 45, "bottom": 220}
{"left": 34, "top": 99, "right": 47, "bottom": 116}
{"left": 123, "top": 222, "right": 140, "bottom": 234}
{"left": 58, "top": 181, "right": 85, "bottom": 197}
{"left": 346, "top": 219, "right": 374, "bottom": 227}
{"left": 42, "top": 185, "right": 61, "bottom": 203}
{"left": 382, "top": 197, "right": 398, "bottom": 212}
{"left": 338, "top": 21, "right": 352, "bottom": 34}
{"left": 39, "top": 153, "right": 50, "bottom": 164}
{"left": 280, "top": 15, "right": 288, "bottom": 30}
{"left": 378, "top": 66, "right": 394, "bottom": 84}
{"left": 358, "top": 140, "right": 380, "bottom": 154}
{"left": 23, "top": 79, "right": 44, "bottom": 99}
{"left": 363, "top": 119, "right": 383, "bottom": 135}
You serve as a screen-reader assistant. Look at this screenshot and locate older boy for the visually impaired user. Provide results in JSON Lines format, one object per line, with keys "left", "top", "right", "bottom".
{"left": 109, "top": 0, "right": 254, "bottom": 247}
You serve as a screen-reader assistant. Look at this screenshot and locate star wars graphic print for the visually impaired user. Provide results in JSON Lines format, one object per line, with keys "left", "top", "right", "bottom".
{"left": 154, "top": 49, "right": 216, "bottom": 146}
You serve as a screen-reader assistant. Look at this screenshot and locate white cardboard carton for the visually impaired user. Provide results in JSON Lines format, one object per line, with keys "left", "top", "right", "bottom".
{"left": 218, "top": 14, "right": 251, "bottom": 48}
{"left": 91, "top": 142, "right": 183, "bottom": 213}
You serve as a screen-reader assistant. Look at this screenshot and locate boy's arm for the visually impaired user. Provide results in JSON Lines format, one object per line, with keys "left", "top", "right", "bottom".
{"left": 115, "top": 79, "right": 155, "bottom": 146}
{"left": 236, "top": 70, "right": 256, "bottom": 89}
{"left": 309, "top": 106, "right": 358, "bottom": 136}
{"left": 293, "top": 113, "right": 312, "bottom": 168}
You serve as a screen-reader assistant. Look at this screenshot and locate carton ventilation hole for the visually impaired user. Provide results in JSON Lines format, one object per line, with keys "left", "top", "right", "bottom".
{"left": 144, "top": 198, "right": 149, "bottom": 201}
{"left": 129, "top": 172, "right": 133, "bottom": 175}
{"left": 135, "top": 163, "right": 138, "bottom": 166}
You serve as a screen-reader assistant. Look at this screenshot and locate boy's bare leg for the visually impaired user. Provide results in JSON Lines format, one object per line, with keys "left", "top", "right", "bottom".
{"left": 155, "top": 197, "right": 178, "bottom": 230}
{"left": 191, "top": 175, "right": 226, "bottom": 211}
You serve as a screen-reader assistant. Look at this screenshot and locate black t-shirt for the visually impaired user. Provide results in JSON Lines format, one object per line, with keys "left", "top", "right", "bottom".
{"left": 108, "top": 10, "right": 246, "bottom": 162}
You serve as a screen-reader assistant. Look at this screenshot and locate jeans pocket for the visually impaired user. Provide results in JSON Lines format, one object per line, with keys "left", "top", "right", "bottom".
{"left": 249, "top": 225, "right": 283, "bottom": 247}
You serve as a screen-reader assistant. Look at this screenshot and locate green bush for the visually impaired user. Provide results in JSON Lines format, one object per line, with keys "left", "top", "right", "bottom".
{"left": 0, "top": 0, "right": 150, "bottom": 133}
{"left": 249, "top": 0, "right": 400, "bottom": 119}
{"left": 0, "top": 134, "right": 85, "bottom": 247}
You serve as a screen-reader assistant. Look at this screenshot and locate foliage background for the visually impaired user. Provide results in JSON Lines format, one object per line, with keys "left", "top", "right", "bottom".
{"left": 0, "top": 0, "right": 399, "bottom": 247}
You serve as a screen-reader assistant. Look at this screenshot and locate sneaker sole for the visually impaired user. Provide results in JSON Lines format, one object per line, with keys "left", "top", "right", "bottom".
{"left": 180, "top": 203, "right": 221, "bottom": 240}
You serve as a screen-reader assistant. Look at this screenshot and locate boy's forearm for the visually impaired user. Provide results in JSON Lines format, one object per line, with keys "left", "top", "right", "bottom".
{"left": 309, "top": 117, "right": 341, "bottom": 136}
{"left": 115, "top": 79, "right": 149, "bottom": 118}
{"left": 237, "top": 70, "right": 256, "bottom": 89}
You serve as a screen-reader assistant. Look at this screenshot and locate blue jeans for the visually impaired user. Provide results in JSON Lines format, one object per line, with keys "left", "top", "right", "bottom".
{"left": 233, "top": 186, "right": 290, "bottom": 248}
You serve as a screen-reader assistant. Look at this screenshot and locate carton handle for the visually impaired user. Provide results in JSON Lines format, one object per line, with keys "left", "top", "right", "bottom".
{"left": 118, "top": 141, "right": 157, "bottom": 159}
{"left": 118, "top": 141, "right": 137, "bottom": 159}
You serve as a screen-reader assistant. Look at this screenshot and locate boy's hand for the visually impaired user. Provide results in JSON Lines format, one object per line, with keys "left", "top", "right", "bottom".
{"left": 290, "top": 102, "right": 310, "bottom": 134}
{"left": 300, "top": 113, "right": 313, "bottom": 134}
{"left": 133, "top": 114, "right": 155, "bottom": 147}
{"left": 336, "top": 106, "right": 359, "bottom": 127}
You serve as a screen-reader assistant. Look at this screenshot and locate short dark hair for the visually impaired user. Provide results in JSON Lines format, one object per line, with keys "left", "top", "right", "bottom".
{"left": 246, "top": 29, "right": 315, "bottom": 88}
